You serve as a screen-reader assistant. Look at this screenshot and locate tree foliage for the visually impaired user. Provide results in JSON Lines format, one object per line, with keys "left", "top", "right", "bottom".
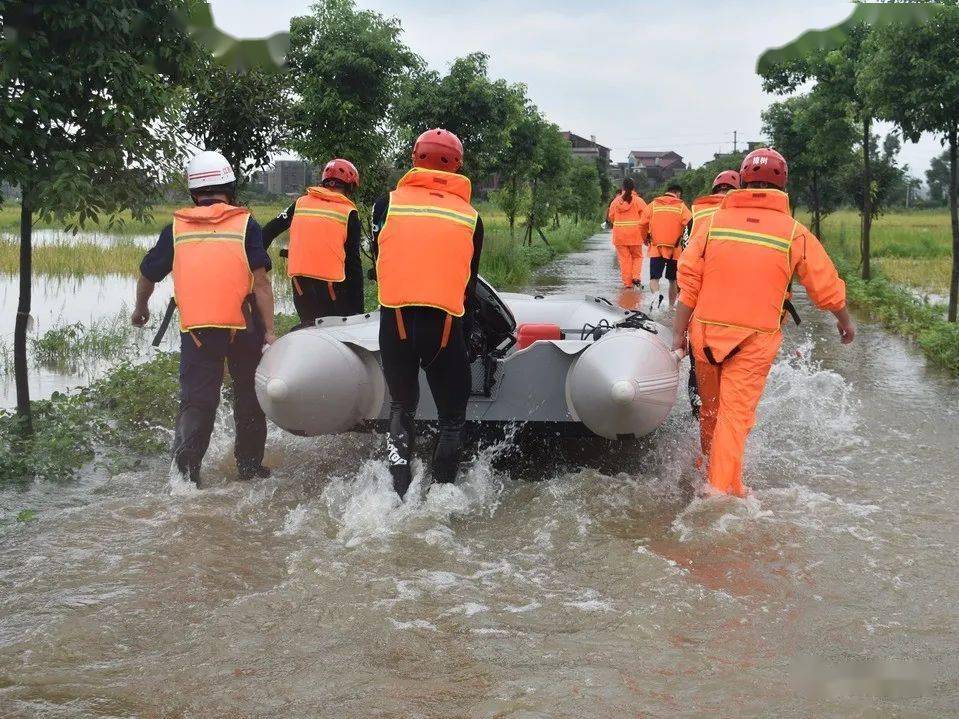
{"left": 762, "top": 91, "right": 856, "bottom": 235}
{"left": 286, "top": 0, "right": 419, "bottom": 199}
{"left": 184, "top": 63, "right": 293, "bottom": 186}
{"left": 860, "top": 2, "right": 959, "bottom": 321}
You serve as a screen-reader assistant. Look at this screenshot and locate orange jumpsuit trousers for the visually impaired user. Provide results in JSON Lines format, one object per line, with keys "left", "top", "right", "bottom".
{"left": 689, "top": 322, "right": 783, "bottom": 497}
{"left": 615, "top": 245, "right": 644, "bottom": 287}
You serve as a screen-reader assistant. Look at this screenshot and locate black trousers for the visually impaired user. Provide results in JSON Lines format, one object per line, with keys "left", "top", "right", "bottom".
{"left": 291, "top": 276, "right": 357, "bottom": 326}
{"left": 172, "top": 326, "right": 266, "bottom": 478}
{"left": 378, "top": 306, "right": 470, "bottom": 495}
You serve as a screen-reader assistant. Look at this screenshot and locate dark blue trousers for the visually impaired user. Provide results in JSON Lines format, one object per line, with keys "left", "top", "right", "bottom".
{"left": 172, "top": 326, "right": 266, "bottom": 477}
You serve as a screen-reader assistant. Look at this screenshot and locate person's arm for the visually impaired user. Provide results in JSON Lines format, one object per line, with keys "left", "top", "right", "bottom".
{"left": 369, "top": 196, "right": 389, "bottom": 270}
{"left": 638, "top": 203, "right": 652, "bottom": 244}
{"left": 794, "top": 228, "right": 856, "bottom": 344}
{"left": 132, "top": 275, "right": 155, "bottom": 326}
{"left": 132, "top": 225, "right": 173, "bottom": 326}
{"left": 344, "top": 209, "right": 365, "bottom": 313}
{"left": 261, "top": 202, "right": 296, "bottom": 251}
{"left": 244, "top": 219, "right": 277, "bottom": 343}
{"left": 253, "top": 268, "right": 276, "bottom": 344}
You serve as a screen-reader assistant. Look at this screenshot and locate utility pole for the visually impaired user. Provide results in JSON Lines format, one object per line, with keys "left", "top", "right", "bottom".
{"left": 733, "top": 130, "right": 738, "bottom": 153}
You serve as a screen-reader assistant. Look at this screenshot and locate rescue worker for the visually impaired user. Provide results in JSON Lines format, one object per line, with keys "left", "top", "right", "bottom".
{"left": 639, "top": 182, "right": 692, "bottom": 309}
{"left": 262, "top": 159, "right": 364, "bottom": 325}
{"left": 685, "top": 170, "right": 740, "bottom": 417}
{"left": 132, "top": 151, "right": 277, "bottom": 486}
{"left": 608, "top": 178, "right": 648, "bottom": 289}
{"left": 371, "top": 129, "right": 483, "bottom": 500}
{"left": 690, "top": 170, "right": 740, "bottom": 239}
{"left": 673, "top": 148, "right": 855, "bottom": 497}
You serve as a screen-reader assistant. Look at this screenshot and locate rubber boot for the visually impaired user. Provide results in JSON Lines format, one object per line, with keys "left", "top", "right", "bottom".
{"left": 431, "top": 415, "right": 465, "bottom": 485}
{"left": 386, "top": 402, "right": 416, "bottom": 499}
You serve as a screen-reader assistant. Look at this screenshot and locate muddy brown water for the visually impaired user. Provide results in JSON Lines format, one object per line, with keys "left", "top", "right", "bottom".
{"left": 1, "top": 232, "right": 958, "bottom": 718}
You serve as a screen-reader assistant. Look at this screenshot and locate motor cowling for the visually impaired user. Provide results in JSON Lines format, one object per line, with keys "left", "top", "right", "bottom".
{"left": 255, "top": 330, "right": 381, "bottom": 436}
{"left": 565, "top": 330, "right": 679, "bottom": 440}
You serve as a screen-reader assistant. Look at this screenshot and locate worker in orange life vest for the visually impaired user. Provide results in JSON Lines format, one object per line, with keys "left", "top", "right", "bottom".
{"left": 262, "top": 159, "right": 364, "bottom": 325}
{"left": 608, "top": 177, "right": 648, "bottom": 288}
{"left": 132, "top": 151, "right": 277, "bottom": 486}
{"left": 673, "top": 148, "right": 855, "bottom": 497}
{"left": 638, "top": 183, "right": 692, "bottom": 309}
{"left": 684, "top": 170, "right": 740, "bottom": 417}
{"left": 371, "top": 129, "right": 483, "bottom": 499}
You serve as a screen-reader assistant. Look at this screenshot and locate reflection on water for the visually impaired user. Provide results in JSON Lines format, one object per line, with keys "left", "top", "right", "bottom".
{"left": 1, "top": 231, "right": 958, "bottom": 717}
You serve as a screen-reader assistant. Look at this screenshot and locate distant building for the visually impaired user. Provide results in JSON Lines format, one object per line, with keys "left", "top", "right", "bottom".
{"left": 627, "top": 151, "right": 686, "bottom": 186}
{"left": 253, "top": 160, "right": 315, "bottom": 197}
{"left": 562, "top": 132, "right": 612, "bottom": 167}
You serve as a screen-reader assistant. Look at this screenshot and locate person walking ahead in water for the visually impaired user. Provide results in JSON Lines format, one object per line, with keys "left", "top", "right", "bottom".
{"left": 372, "top": 128, "right": 483, "bottom": 500}
{"left": 639, "top": 183, "right": 692, "bottom": 309}
{"left": 673, "top": 148, "right": 855, "bottom": 497}
{"left": 262, "top": 159, "right": 364, "bottom": 326}
{"left": 608, "top": 178, "right": 648, "bottom": 289}
{"left": 132, "top": 151, "right": 277, "bottom": 486}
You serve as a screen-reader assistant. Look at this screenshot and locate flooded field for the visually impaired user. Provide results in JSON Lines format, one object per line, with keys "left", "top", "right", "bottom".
{"left": 1, "top": 233, "right": 958, "bottom": 717}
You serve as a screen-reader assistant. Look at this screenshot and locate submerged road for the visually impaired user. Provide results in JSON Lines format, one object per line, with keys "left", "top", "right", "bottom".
{"left": 1, "top": 231, "right": 958, "bottom": 717}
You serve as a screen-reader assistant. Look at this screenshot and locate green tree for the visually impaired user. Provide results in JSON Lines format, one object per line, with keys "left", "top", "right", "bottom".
{"left": 184, "top": 63, "right": 292, "bottom": 187}
{"left": 560, "top": 159, "right": 602, "bottom": 224}
{"left": 393, "top": 52, "right": 526, "bottom": 182}
{"left": 926, "top": 150, "right": 950, "bottom": 206}
{"left": 523, "top": 119, "right": 571, "bottom": 243}
{"left": 861, "top": 3, "right": 959, "bottom": 320}
{"left": 760, "top": 25, "right": 879, "bottom": 279}
{"left": 286, "top": 0, "right": 419, "bottom": 202}
{"left": 762, "top": 91, "right": 856, "bottom": 236}
{"left": 0, "top": 0, "right": 204, "bottom": 433}
{"left": 841, "top": 131, "right": 906, "bottom": 227}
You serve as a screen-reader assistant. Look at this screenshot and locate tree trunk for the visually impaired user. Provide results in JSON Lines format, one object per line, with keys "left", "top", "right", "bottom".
{"left": 861, "top": 116, "right": 873, "bottom": 281}
{"left": 948, "top": 125, "right": 959, "bottom": 323}
{"left": 14, "top": 189, "right": 33, "bottom": 434}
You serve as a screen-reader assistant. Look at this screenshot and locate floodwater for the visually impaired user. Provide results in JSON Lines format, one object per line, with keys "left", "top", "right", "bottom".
{"left": 2, "top": 232, "right": 959, "bottom": 717}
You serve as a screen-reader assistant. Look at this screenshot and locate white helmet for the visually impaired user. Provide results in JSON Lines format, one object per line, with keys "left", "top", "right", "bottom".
{"left": 186, "top": 150, "right": 236, "bottom": 190}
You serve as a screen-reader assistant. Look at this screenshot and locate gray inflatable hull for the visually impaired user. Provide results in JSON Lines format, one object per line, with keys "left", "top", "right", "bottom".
{"left": 255, "top": 292, "right": 680, "bottom": 440}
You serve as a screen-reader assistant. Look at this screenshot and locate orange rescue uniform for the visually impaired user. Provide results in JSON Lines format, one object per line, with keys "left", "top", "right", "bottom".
{"left": 609, "top": 192, "right": 648, "bottom": 287}
{"left": 690, "top": 194, "right": 724, "bottom": 239}
{"left": 639, "top": 194, "right": 692, "bottom": 260}
{"left": 172, "top": 203, "right": 253, "bottom": 332}
{"left": 287, "top": 186, "right": 356, "bottom": 283}
{"left": 376, "top": 168, "right": 478, "bottom": 317}
{"left": 677, "top": 189, "right": 846, "bottom": 496}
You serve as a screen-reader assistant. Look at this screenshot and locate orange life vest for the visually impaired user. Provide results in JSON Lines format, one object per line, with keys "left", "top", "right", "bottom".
{"left": 695, "top": 189, "right": 798, "bottom": 334}
{"left": 609, "top": 194, "right": 647, "bottom": 246}
{"left": 376, "top": 168, "right": 478, "bottom": 317}
{"left": 647, "top": 194, "right": 691, "bottom": 258}
{"left": 690, "top": 194, "right": 724, "bottom": 238}
{"left": 172, "top": 203, "right": 253, "bottom": 331}
{"left": 287, "top": 186, "right": 356, "bottom": 282}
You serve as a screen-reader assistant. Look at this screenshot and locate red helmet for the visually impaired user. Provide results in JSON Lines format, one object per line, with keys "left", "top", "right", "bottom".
{"left": 412, "top": 128, "right": 464, "bottom": 172}
{"left": 739, "top": 148, "right": 788, "bottom": 189}
{"left": 321, "top": 158, "right": 359, "bottom": 187}
{"left": 712, "top": 170, "right": 741, "bottom": 193}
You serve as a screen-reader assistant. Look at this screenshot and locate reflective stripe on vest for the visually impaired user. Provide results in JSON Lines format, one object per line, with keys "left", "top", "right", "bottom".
{"left": 377, "top": 168, "right": 477, "bottom": 317}
{"left": 650, "top": 199, "right": 686, "bottom": 249}
{"left": 172, "top": 204, "right": 253, "bottom": 331}
{"left": 288, "top": 187, "right": 355, "bottom": 282}
{"left": 695, "top": 209, "right": 798, "bottom": 334}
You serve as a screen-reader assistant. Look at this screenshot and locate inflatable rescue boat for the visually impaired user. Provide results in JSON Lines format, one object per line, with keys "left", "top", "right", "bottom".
{"left": 255, "top": 279, "right": 680, "bottom": 440}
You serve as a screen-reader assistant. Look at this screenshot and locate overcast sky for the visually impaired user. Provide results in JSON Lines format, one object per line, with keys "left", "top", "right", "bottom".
{"left": 210, "top": 0, "right": 943, "bottom": 179}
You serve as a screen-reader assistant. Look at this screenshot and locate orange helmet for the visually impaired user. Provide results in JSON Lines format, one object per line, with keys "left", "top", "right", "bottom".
{"left": 321, "top": 158, "right": 359, "bottom": 187}
{"left": 740, "top": 148, "right": 788, "bottom": 189}
{"left": 712, "top": 170, "right": 740, "bottom": 193}
{"left": 412, "top": 128, "right": 464, "bottom": 172}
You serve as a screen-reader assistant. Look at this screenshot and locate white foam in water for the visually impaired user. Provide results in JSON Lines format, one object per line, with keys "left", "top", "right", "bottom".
{"left": 276, "top": 503, "right": 311, "bottom": 536}
{"left": 319, "top": 429, "right": 515, "bottom": 547}
{"left": 166, "top": 461, "right": 201, "bottom": 497}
